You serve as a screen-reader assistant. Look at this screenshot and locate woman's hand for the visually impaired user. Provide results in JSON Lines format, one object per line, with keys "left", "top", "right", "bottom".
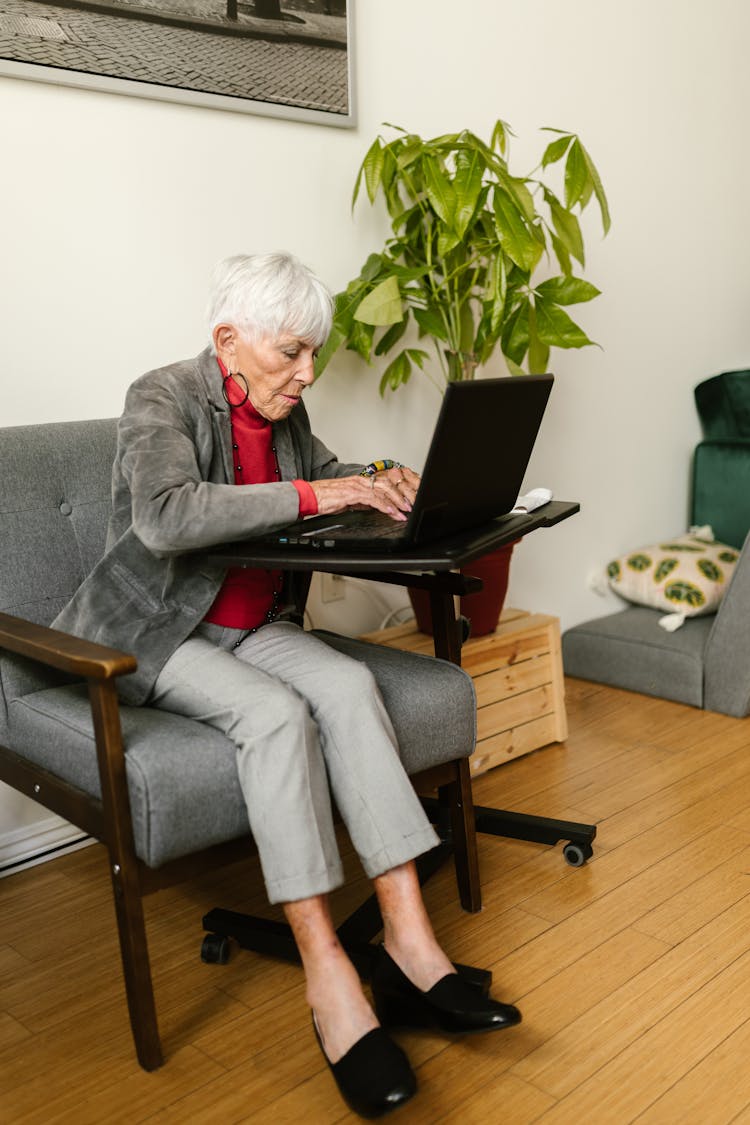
{"left": 309, "top": 466, "right": 421, "bottom": 521}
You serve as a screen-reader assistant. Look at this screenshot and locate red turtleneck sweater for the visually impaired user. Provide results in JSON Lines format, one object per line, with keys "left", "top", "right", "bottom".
{"left": 203, "top": 362, "right": 317, "bottom": 629}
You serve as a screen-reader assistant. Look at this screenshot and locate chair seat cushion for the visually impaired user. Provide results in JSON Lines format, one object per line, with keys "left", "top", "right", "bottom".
{"left": 8, "top": 633, "right": 475, "bottom": 867}
{"left": 562, "top": 606, "right": 715, "bottom": 707}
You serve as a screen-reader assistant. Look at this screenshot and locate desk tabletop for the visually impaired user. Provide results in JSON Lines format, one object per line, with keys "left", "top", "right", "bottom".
{"left": 204, "top": 500, "right": 580, "bottom": 576}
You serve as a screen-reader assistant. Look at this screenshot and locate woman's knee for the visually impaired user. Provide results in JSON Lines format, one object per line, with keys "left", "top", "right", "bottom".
{"left": 317, "top": 657, "right": 381, "bottom": 712}
{"left": 229, "top": 681, "right": 311, "bottom": 746}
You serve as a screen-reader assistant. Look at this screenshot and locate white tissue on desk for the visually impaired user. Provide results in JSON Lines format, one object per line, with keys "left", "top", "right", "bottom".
{"left": 512, "top": 487, "right": 553, "bottom": 514}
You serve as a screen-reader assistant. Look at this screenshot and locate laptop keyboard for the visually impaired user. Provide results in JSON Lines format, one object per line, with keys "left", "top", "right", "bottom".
{"left": 328, "top": 512, "right": 406, "bottom": 539}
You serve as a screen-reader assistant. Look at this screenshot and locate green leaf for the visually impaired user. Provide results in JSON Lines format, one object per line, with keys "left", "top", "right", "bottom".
{"left": 488, "top": 252, "right": 507, "bottom": 335}
{"left": 390, "top": 201, "right": 421, "bottom": 233}
{"left": 505, "top": 175, "right": 537, "bottom": 223}
{"left": 453, "top": 149, "right": 484, "bottom": 237}
{"left": 313, "top": 325, "right": 345, "bottom": 377}
{"left": 493, "top": 189, "right": 542, "bottom": 272}
{"left": 346, "top": 319, "right": 376, "bottom": 363}
{"left": 385, "top": 263, "right": 431, "bottom": 282}
{"left": 351, "top": 161, "right": 364, "bottom": 213}
{"left": 534, "top": 295, "right": 596, "bottom": 348}
{"left": 437, "top": 227, "right": 462, "bottom": 257}
{"left": 423, "top": 157, "right": 456, "bottom": 226}
{"left": 579, "top": 141, "right": 611, "bottom": 233}
{"left": 527, "top": 304, "right": 550, "bottom": 373}
{"left": 363, "top": 138, "right": 385, "bottom": 204}
{"left": 406, "top": 348, "right": 430, "bottom": 368}
{"left": 504, "top": 355, "right": 527, "bottom": 376}
{"left": 374, "top": 316, "right": 409, "bottom": 356}
{"left": 491, "top": 118, "right": 514, "bottom": 156}
{"left": 381, "top": 146, "right": 401, "bottom": 209}
{"left": 353, "top": 277, "right": 404, "bottom": 326}
{"left": 379, "top": 350, "right": 412, "bottom": 395}
{"left": 501, "top": 297, "right": 530, "bottom": 365}
{"left": 528, "top": 338, "right": 550, "bottom": 374}
{"left": 564, "top": 139, "right": 588, "bottom": 209}
{"left": 579, "top": 177, "right": 594, "bottom": 208}
{"left": 541, "top": 133, "right": 572, "bottom": 168}
{"left": 360, "top": 253, "right": 384, "bottom": 283}
{"left": 414, "top": 304, "right": 449, "bottom": 342}
{"left": 550, "top": 232, "right": 572, "bottom": 276}
{"left": 534, "top": 276, "right": 601, "bottom": 305}
{"left": 331, "top": 281, "right": 369, "bottom": 334}
{"left": 395, "top": 138, "right": 423, "bottom": 170}
{"left": 548, "top": 195, "right": 585, "bottom": 267}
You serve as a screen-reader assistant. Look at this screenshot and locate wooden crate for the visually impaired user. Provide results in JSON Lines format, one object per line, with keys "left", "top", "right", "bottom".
{"left": 362, "top": 608, "right": 568, "bottom": 777}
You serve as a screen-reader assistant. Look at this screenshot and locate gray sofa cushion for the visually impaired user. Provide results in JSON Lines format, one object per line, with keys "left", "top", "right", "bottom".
{"left": 8, "top": 632, "right": 475, "bottom": 867}
{"left": 562, "top": 606, "right": 714, "bottom": 707}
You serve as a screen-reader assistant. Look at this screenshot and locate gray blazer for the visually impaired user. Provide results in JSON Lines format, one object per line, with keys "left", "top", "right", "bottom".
{"left": 53, "top": 348, "right": 361, "bottom": 704}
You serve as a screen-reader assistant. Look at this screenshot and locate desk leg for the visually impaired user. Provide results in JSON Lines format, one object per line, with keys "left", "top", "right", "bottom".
{"left": 429, "top": 587, "right": 463, "bottom": 665}
{"left": 428, "top": 585, "right": 482, "bottom": 912}
{"left": 427, "top": 578, "right": 597, "bottom": 870}
{"left": 439, "top": 757, "right": 482, "bottom": 912}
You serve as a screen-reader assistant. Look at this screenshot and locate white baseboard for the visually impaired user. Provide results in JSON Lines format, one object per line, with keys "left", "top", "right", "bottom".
{"left": 0, "top": 815, "right": 92, "bottom": 877}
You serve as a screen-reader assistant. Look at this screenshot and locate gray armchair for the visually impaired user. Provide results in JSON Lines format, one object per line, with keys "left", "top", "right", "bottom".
{"left": 0, "top": 418, "right": 479, "bottom": 1070}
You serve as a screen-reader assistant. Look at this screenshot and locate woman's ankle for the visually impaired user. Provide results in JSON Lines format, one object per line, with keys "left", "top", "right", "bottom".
{"left": 382, "top": 936, "right": 455, "bottom": 993}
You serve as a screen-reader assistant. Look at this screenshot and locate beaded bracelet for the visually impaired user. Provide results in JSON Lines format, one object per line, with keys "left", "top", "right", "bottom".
{"left": 359, "top": 459, "right": 405, "bottom": 477}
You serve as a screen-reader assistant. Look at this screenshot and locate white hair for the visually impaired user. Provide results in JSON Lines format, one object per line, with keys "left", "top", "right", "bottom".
{"left": 207, "top": 252, "right": 333, "bottom": 351}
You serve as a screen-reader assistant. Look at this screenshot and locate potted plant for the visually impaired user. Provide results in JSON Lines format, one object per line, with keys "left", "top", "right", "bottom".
{"left": 316, "top": 119, "right": 610, "bottom": 634}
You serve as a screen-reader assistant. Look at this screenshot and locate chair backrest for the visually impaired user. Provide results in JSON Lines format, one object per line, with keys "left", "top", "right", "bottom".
{"left": 692, "top": 371, "right": 750, "bottom": 548}
{"left": 694, "top": 369, "right": 750, "bottom": 439}
{"left": 0, "top": 419, "right": 117, "bottom": 730}
{"left": 0, "top": 418, "right": 117, "bottom": 624}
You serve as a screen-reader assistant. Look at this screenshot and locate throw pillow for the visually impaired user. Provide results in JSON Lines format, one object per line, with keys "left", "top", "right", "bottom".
{"left": 607, "top": 529, "right": 739, "bottom": 628}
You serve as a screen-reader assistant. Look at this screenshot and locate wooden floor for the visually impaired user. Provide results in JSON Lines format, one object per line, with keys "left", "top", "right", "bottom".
{"left": 2, "top": 677, "right": 750, "bottom": 1123}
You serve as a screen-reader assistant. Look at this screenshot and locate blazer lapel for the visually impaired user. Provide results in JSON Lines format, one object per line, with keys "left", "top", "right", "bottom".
{"left": 273, "top": 421, "right": 298, "bottom": 482}
{"left": 197, "top": 348, "right": 234, "bottom": 484}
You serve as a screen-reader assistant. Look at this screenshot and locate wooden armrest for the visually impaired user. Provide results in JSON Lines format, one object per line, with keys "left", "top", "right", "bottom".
{"left": 0, "top": 611, "right": 137, "bottom": 680}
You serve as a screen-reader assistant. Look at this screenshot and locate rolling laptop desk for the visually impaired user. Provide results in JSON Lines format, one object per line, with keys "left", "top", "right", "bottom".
{"left": 200, "top": 501, "right": 596, "bottom": 975}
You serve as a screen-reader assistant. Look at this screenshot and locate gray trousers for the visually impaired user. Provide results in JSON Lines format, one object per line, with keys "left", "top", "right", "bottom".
{"left": 150, "top": 621, "right": 439, "bottom": 904}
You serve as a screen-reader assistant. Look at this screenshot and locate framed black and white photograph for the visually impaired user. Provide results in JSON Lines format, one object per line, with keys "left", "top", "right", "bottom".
{"left": 0, "top": 0, "right": 354, "bottom": 125}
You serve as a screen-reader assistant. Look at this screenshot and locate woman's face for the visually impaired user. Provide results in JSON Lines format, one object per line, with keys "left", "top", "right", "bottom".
{"left": 225, "top": 331, "right": 318, "bottom": 422}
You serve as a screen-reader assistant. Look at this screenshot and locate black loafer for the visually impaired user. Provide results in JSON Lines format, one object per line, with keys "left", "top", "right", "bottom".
{"left": 370, "top": 946, "right": 522, "bottom": 1035}
{"left": 313, "top": 1017, "right": 416, "bottom": 1119}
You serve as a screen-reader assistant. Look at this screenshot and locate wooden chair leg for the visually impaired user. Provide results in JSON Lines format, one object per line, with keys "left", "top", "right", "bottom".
{"left": 108, "top": 853, "right": 163, "bottom": 1070}
{"left": 89, "top": 679, "right": 164, "bottom": 1071}
{"left": 440, "top": 758, "right": 482, "bottom": 913}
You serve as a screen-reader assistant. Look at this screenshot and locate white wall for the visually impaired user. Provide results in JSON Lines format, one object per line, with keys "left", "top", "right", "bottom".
{"left": 2, "top": 0, "right": 750, "bottom": 846}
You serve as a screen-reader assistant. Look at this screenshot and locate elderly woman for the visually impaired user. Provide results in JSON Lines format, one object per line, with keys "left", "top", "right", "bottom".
{"left": 55, "top": 252, "right": 520, "bottom": 1117}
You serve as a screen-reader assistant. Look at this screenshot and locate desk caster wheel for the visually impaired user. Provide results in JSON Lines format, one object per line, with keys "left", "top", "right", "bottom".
{"left": 201, "top": 933, "right": 231, "bottom": 964}
{"left": 563, "top": 842, "right": 594, "bottom": 867}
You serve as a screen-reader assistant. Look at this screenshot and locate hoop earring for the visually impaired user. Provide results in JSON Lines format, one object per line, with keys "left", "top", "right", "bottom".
{"left": 222, "top": 370, "right": 250, "bottom": 409}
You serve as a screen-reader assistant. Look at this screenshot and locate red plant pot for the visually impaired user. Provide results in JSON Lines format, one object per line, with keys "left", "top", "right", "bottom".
{"left": 408, "top": 540, "right": 518, "bottom": 637}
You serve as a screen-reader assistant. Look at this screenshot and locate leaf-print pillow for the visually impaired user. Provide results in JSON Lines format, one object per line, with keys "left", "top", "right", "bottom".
{"left": 607, "top": 530, "right": 739, "bottom": 621}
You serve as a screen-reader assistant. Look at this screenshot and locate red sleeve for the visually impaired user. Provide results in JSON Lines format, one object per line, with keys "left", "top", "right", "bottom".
{"left": 292, "top": 479, "right": 318, "bottom": 517}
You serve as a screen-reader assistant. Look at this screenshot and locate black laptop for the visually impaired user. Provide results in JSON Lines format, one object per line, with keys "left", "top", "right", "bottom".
{"left": 268, "top": 374, "right": 554, "bottom": 552}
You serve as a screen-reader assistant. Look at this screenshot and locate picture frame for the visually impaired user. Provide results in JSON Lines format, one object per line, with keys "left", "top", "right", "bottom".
{"left": 0, "top": 0, "right": 355, "bottom": 127}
